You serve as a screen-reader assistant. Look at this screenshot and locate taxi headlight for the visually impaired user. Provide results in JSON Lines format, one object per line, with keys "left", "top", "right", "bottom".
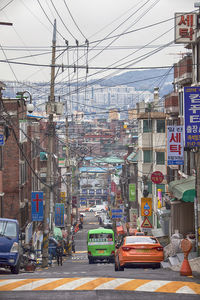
{"left": 10, "top": 242, "right": 19, "bottom": 253}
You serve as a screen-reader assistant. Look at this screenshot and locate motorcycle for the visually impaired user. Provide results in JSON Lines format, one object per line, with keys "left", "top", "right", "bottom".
{"left": 21, "top": 246, "right": 36, "bottom": 272}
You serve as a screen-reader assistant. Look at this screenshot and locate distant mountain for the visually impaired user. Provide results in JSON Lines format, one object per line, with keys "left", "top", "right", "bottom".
{"left": 99, "top": 68, "right": 174, "bottom": 97}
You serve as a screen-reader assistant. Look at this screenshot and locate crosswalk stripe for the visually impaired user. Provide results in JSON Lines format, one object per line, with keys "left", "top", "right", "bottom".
{"left": 0, "top": 279, "right": 42, "bottom": 291}
{"left": 75, "top": 277, "right": 114, "bottom": 290}
{"left": 55, "top": 277, "right": 97, "bottom": 290}
{"left": 95, "top": 278, "right": 131, "bottom": 290}
{"left": 135, "top": 280, "right": 171, "bottom": 292}
{"left": 156, "top": 281, "right": 200, "bottom": 294}
{"left": 14, "top": 278, "right": 62, "bottom": 291}
{"left": 34, "top": 278, "right": 78, "bottom": 291}
{"left": 0, "top": 277, "right": 199, "bottom": 294}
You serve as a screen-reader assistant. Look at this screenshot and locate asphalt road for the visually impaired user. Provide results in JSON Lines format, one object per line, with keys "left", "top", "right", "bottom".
{"left": 0, "top": 212, "right": 200, "bottom": 299}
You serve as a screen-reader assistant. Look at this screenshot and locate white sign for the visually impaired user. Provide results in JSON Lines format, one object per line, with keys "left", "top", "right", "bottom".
{"left": 175, "top": 13, "right": 196, "bottom": 44}
{"left": 167, "top": 126, "right": 184, "bottom": 165}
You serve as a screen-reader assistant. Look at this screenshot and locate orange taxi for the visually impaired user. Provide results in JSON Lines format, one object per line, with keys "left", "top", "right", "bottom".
{"left": 115, "top": 235, "right": 164, "bottom": 271}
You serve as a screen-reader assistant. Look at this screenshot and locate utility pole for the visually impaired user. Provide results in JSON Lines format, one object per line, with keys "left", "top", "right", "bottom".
{"left": 66, "top": 117, "right": 72, "bottom": 255}
{"left": 42, "top": 19, "right": 56, "bottom": 267}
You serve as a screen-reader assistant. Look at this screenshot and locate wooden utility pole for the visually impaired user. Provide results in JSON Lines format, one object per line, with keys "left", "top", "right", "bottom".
{"left": 66, "top": 117, "right": 72, "bottom": 255}
{"left": 42, "top": 19, "right": 56, "bottom": 267}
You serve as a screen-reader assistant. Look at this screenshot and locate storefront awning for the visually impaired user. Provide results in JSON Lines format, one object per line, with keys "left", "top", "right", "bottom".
{"left": 168, "top": 176, "right": 195, "bottom": 202}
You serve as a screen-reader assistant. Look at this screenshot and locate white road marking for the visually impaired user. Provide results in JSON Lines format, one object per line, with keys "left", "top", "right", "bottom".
{"left": 176, "top": 286, "right": 196, "bottom": 294}
{"left": 136, "top": 280, "right": 171, "bottom": 292}
{"left": 95, "top": 278, "right": 131, "bottom": 290}
{"left": 13, "top": 278, "right": 62, "bottom": 291}
{"left": 55, "top": 277, "right": 97, "bottom": 290}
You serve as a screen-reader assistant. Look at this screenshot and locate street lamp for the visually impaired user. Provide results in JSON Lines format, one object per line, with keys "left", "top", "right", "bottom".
{"left": 16, "top": 91, "right": 34, "bottom": 113}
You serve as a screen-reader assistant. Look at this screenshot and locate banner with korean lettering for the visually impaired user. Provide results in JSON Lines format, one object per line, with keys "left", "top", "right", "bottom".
{"left": 175, "top": 13, "right": 196, "bottom": 44}
{"left": 129, "top": 184, "right": 136, "bottom": 202}
{"left": 55, "top": 203, "right": 65, "bottom": 227}
{"left": 167, "top": 126, "right": 184, "bottom": 165}
{"left": 184, "top": 87, "right": 200, "bottom": 148}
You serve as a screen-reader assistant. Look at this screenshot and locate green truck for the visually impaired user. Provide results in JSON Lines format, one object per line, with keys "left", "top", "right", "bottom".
{"left": 87, "top": 227, "right": 115, "bottom": 264}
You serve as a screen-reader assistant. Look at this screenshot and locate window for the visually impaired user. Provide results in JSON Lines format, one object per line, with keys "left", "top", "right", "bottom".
{"left": 156, "top": 152, "right": 165, "bottom": 165}
{"left": 146, "top": 181, "right": 152, "bottom": 194}
{"left": 143, "top": 120, "right": 152, "bottom": 133}
{"left": 157, "top": 119, "right": 165, "bottom": 133}
{"left": 143, "top": 150, "right": 152, "bottom": 163}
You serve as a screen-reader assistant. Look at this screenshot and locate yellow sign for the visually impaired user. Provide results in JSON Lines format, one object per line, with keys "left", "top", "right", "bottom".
{"left": 141, "top": 198, "right": 152, "bottom": 216}
{"left": 60, "top": 192, "right": 66, "bottom": 198}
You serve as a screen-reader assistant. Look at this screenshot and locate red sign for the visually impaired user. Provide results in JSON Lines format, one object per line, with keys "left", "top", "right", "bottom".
{"left": 151, "top": 171, "right": 164, "bottom": 184}
{"left": 141, "top": 217, "right": 152, "bottom": 228}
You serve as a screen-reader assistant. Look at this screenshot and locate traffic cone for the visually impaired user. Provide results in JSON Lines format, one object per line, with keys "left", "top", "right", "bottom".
{"left": 180, "top": 239, "right": 193, "bottom": 276}
{"left": 180, "top": 258, "right": 192, "bottom": 276}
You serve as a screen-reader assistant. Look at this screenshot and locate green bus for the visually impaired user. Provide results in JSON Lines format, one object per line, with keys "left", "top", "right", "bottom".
{"left": 87, "top": 227, "right": 115, "bottom": 264}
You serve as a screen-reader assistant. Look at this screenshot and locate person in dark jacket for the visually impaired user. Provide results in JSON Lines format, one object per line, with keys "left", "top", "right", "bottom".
{"left": 56, "top": 240, "right": 63, "bottom": 266}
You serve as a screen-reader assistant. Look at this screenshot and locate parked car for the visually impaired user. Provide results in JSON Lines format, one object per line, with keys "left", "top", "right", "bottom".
{"left": 115, "top": 235, "right": 164, "bottom": 271}
{"left": 88, "top": 205, "right": 107, "bottom": 212}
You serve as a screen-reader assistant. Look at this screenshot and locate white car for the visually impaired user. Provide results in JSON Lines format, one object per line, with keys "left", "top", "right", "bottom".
{"left": 88, "top": 205, "right": 107, "bottom": 212}
{"left": 80, "top": 212, "right": 86, "bottom": 217}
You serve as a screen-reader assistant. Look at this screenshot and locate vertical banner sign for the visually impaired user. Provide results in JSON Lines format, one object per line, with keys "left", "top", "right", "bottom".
{"left": 31, "top": 192, "right": 43, "bottom": 221}
{"left": 129, "top": 184, "right": 136, "bottom": 202}
{"left": 167, "top": 126, "right": 184, "bottom": 165}
{"left": 55, "top": 203, "right": 65, "bottom": 227}
{"left": 184, "top": 87, "right": 200, "bottom": 148}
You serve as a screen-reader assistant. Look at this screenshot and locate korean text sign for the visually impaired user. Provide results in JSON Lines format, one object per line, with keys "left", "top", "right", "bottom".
{"left": 31, "top": 192, "right": 43, "bottom": 221}
{"left": 184, "top": 87, "right": 200, "bottom": 148}
{"left": 55, "top": 203, "right": 65, "bottom": 227}
{"left": 175, "top": 13, "right": 196, "bottom": 43}
{"left": 167, "top": 126, "right": 184, "bottom": 165}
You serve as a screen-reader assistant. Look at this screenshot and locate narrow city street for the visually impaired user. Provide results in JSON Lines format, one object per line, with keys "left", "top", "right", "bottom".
{"left": 0, "top": 213, "right": 200, "bottom": 299}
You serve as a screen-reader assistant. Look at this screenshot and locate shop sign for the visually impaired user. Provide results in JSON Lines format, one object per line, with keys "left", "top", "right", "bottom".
{"left": 184, "top": 87, "right": 200, "bottom": 148}
{"left": 129, "top": 183, "right": 136, "bottom": 202}
{"left": 175, "top": 13, "right": 196, "bottom": 43}
{"left": 167, "top": 126, "right": 184, "bottom": 165}
{"left": 151, "top": 171, "right": 164, "bottom": 184}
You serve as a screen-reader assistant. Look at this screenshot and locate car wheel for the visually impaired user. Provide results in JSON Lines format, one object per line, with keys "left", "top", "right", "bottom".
{"left": 10, "top": 260, "right": 20, "bottom": 274}
{"left": 89, "top": 258, "right": 93, "bottom": 264}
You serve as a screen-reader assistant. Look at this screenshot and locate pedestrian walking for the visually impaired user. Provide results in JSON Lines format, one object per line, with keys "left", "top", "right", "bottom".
{"left": 56, "top": 240, "right": 63, "bottom": 266}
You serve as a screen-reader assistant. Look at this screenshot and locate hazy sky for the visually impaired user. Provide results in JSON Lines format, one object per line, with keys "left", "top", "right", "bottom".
{"left": 0, "top": 0, "right": 196, "bottom": 83}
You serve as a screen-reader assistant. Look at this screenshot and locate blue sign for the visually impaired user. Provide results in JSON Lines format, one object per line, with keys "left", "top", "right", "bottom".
{"left": 184, "top": 87, "right": 200, "bottom": 148}
{"left": 31, "top": 192, "right": 43, "bottom": 221}
{"left": 144, "top": 203, "right": 150, "bottom": 210}
{"left": 89, "top": 189, "right": 95, "bottom": 195}
{"left": 55, "top": 203, "right": 65, "bottom": 227}
{"left": 82, "top": 189, "right": 87, "bottom": 195}
{"left": 112, "top": 209, "right": 123, "bottom": 213}
{"left": 112, "top": 215, "right": 122, "bottom": 219}
{"left": 0, "top": 134, "right": 4, "bottom": 146}
{"left": 96, "top": 189, "right": 102, "bottom": 194}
